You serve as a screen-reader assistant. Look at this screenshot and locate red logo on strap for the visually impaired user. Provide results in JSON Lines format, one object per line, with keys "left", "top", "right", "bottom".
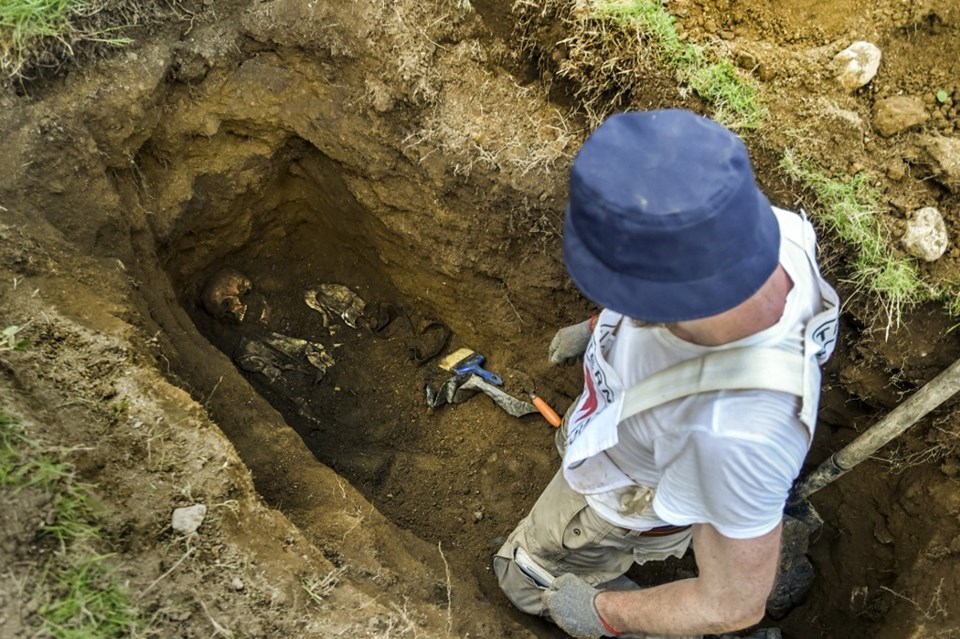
{"left": 576, "top": 363, "right": 599, "bottom": 420}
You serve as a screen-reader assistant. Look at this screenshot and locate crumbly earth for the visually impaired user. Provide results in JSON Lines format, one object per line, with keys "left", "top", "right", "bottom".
{"left": 1, "top": 1, "right": 959, "bottom": 638}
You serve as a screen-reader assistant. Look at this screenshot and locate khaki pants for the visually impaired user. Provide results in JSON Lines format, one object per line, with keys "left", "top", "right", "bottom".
{"left": 493, "top": 406, "right": 696, "bottom": 638}
{"left": 493, "top": 467, "right": 692, "bottom": 613}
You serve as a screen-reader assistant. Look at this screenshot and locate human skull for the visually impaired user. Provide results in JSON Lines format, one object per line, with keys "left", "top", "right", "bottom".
{"left": 201, "top": 268, "right": 253, "bottom": 324}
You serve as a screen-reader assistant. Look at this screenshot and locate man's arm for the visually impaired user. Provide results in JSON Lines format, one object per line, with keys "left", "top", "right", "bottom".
{"left": 596, "top": 522, "right": 782, "bottom": 636}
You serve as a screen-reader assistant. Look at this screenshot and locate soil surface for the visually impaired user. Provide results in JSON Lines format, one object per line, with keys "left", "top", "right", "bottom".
{"left": 2, "top": 1, "right": 959, "bottom": 638}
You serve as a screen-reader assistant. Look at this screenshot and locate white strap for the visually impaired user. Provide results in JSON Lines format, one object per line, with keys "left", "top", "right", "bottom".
{"left": 618, "top": 347, "right": 805, "bottom": 422}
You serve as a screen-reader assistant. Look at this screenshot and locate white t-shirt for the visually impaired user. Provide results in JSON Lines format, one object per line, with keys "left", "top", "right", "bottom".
{"left": 582, "top": 228, "right": 824, "bottom": 539}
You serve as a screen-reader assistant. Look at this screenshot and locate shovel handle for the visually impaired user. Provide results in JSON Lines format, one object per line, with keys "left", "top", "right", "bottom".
{"left": 793, "top": 355, "right": 960, "bottom": 502}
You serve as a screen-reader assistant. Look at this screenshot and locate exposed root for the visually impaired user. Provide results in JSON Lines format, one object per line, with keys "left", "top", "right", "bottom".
{"left": 438, "top": 542, "right": 452, "bottom": 635}
{"left": 876, "top": 414, "right": 960, "bottom": 474}
{"left": 138, "top": 546, "right": 195, "bottom": 599}
{"left": 303, "top": 566, "right": 347, "bottom": 605}
{"left": 880, "top": 578, "right": 948, "bottom": 621}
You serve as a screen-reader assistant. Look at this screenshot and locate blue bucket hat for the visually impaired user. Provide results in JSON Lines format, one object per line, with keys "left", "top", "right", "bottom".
{"left": 563, "top": 109, "right": 780, "bottom": 322}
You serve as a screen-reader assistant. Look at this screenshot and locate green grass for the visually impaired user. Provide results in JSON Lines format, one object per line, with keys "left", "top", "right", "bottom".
{"left": 1, "top": 411, "right": 143, "bottom": 637}
{"left": 592, "top": 0, "right": 766, "bottom": 129}
{"left": 2, "top": 324, "right": 30, "bottom": 351}
{"left": 39, "top": 554, "right": 141, "bottom": 639}
{"left": 781, "top": 150, "right": 932, "bottom": 331}
{"left": 45, "top": 486, "right": 101, "bottom": 548}
{"left": 0, "top": 0, "right": 79, "bottom": 42}
{"left": 0, "top": 410, "right": 38, "bottom": 485}
{"left": 0, "top": 0, "right": 132, "bottom": 78}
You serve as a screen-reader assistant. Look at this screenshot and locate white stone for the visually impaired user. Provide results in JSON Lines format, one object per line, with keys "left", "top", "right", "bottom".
{"left": 901, "top": 207, "right": 948, "bottom": 262}
{"left": 832, "top": 42, "right": 882, "bottom": 92}
{"left": 172, "top": 504, "right": 208, "bottom": 534}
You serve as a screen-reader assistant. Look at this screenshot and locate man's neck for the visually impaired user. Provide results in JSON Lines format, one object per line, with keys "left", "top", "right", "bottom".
{"left": 666, "top": 265, "right": 793, "bottom": 346}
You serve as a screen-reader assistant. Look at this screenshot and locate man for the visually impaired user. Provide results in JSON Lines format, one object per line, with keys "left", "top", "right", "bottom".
{"left": 494, "top": 110, "right": 839, "bottom": 638}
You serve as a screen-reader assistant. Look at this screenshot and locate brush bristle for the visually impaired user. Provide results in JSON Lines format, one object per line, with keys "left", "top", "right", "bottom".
{"left": 438, "top": 347, "right": 475, "bottom": 370}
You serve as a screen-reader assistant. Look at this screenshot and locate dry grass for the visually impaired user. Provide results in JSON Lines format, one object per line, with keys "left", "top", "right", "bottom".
{"left": 402, "top": 80, "right": 578, "bottom": 179}
{"left": 302, "top": 566, "right": 346, "bottom": 606}
{"left": 501, "top": 194, "right": 564, "bottom": 256}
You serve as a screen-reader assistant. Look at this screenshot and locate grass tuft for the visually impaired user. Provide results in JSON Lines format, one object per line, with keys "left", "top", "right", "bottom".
{"left": 593, "top": 0, "right": 765, "bottom": 129}
{"left": 45, "top": 486, "right": 101, "bottom": 547}
{"left": 1, "top": 411, "right": 145, "bottom": 637}
{"left": 0, "top": 0, "right": 78, "bottom": 46}
{"left": 39, "top": 554, "right": 142, "bottom": 639}
{"left": 0, "top": 0, "right": 198, "bottom": 82}
{"left": 533, "top": 0, "right": 765, "bottom": 129}
{"left": 781, "top": 150, "right": 931, "bottom": 333}
{"left": 0, "top": 0, "right": 133, "bottom": 79}
{"left": 684, "top": 60, "right": 765, "bottom": 130}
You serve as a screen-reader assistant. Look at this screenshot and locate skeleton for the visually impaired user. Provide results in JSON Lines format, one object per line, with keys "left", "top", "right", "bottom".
{"left": 236, "top": 333, "right": 334, "bottom": 384}
{"left": 201, "top": 268, "right": 269, "bottom": 325}
{"left": 198, "top": 271, "right": 336, "bottom": 420}
{"left": 304, "top": 284, "right": 366, "bottom": 330}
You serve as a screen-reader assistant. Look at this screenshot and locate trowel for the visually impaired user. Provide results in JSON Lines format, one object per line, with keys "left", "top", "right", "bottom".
{"left": 438, "top": 347, "right": 503, "bottom": 386}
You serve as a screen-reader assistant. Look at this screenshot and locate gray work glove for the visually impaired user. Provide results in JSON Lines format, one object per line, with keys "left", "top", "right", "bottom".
{"left": 548, "top": 318, "right": 594, "bottom": 365}
{"left": 541, "top": 573, "right": 616, "bottom": 639}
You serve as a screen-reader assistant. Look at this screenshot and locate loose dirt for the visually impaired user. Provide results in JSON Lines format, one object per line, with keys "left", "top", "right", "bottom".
{"left": 1, "top": 1, "right": 959, "bottom": 638}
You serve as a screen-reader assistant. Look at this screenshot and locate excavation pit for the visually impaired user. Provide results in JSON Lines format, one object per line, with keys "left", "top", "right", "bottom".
{"left": 165, "top": 145, "right": 557, "bottom": 547}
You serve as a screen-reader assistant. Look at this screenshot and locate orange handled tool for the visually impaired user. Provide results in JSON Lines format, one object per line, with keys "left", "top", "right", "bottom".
{"left": 530, "top": 393, "right": 562, "bottom": 428}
